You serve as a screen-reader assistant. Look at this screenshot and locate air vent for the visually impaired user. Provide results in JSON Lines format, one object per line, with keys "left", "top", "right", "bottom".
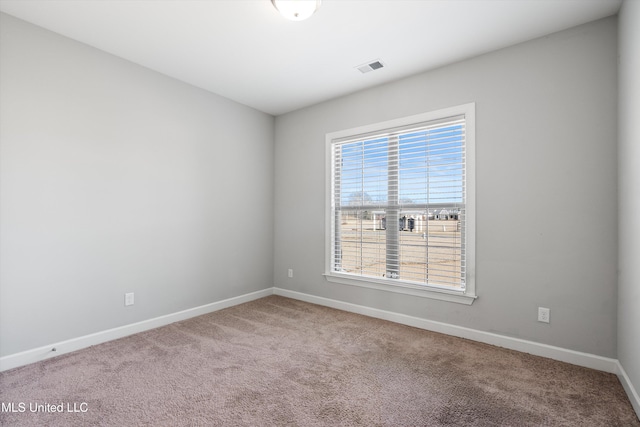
{"left": 356, "top": 60, "right": 385, "bottom": 74}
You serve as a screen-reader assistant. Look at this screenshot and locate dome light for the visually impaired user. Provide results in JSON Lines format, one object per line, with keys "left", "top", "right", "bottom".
{"left": 271, "top": 0, "right": 321, "bottom": 21}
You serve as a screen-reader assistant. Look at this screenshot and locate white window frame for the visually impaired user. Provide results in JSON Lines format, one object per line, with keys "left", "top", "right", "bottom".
{"left": 324, "top": 103, "right": 476, "bottom": 305}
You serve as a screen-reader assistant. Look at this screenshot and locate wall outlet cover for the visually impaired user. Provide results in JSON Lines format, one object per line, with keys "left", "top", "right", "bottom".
{"left": 125, "top": 293, "right": 135, "bottom": 306}
{"left": 538, "top": 307, "right": 550, "bottom": 323}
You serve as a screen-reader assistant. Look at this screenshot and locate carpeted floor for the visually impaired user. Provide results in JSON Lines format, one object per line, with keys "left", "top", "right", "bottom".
{"left": 1, "top": 295, "right": 638, "bottom": 426}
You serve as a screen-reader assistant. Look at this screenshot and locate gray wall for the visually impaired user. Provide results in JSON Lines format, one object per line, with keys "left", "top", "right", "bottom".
{"left": 0, "top": 13, "right": 275, "bottom": 357}
{"left": 274, "top": 17, "right": 618, "bottom": 357}
{"left": 618, "top": 0, "right": 640, "bottom": 404}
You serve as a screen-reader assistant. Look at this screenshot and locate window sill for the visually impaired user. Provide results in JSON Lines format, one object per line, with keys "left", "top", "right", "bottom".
{"left": 323, "top": 272, "right": 477, "bottom": 305}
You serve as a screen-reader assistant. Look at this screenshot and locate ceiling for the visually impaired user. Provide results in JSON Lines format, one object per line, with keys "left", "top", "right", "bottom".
{"left": 0, "top": 0, "right": 622, "bottom": 116}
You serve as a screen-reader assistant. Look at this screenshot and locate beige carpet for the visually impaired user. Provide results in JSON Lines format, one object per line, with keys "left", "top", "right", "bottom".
{"left": 1, "top": 295, "right": 638, "bottom": 426}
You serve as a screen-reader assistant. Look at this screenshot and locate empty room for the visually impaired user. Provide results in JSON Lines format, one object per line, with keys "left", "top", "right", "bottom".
{"left": 1, "top": 0, "right": 639, "bottom": 425}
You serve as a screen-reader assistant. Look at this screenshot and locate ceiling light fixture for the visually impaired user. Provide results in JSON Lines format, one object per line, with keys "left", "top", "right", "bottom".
{"left": 271, "top": 0, "right": 321, "bottom": 21}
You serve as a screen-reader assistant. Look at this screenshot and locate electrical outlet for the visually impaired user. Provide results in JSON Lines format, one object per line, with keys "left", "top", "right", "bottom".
{"left": 125, "top": 292, "right": 135, "bottom": 306}
{"left": 288, "top": 269, "right": 293, "bottom": 278}
{"left": 538, "top": 307, "right": 550, "bottom": 323}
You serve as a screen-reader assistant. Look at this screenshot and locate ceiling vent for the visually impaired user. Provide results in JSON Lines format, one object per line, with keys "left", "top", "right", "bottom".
{"left": 356, "top": 60, "right": 385, "bottom": 74}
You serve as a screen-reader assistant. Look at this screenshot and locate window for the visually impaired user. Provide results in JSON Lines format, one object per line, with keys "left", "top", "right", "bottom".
{"left": 325, "top": 104, "right": 475, "bottom": 304}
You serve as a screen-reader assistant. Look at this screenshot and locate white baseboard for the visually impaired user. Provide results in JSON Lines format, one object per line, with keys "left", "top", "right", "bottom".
{"left": 617, "top": 361, "right": 640, "bottom": 418}
{"left": 0, "top": 288, "right": 273, "bottom": 372}
{"left": 273, "top": 288, "right": 619, "bottom": 374}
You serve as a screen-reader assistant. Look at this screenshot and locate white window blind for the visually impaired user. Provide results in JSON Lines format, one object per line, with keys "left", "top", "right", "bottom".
{"left": 329, "top": 111, "right": 471, "bottom": 293}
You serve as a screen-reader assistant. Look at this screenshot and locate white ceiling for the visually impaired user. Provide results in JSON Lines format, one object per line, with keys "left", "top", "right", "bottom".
{"left": 0, "top": 0, "right": 622, "bottom": 116}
